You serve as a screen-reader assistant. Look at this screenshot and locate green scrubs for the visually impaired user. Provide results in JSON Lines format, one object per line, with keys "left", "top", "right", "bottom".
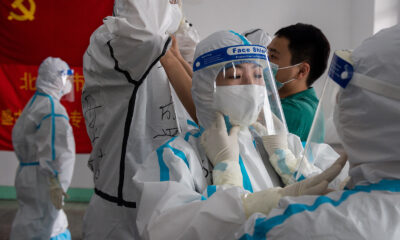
{"left": 281, "top": 88, "right": 319, "bottom": 142}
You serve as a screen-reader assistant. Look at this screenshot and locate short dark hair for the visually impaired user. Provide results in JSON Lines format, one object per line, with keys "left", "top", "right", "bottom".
{"left": 275, "top": 23, "right": 330, "bottom": 86}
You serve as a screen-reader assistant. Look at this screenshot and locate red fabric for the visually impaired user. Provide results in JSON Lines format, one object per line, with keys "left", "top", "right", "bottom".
{"left": 0, "top": 0, "right": 113, "bottom": 153}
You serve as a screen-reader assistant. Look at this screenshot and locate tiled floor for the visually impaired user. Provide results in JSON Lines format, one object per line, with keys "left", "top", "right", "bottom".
{"left": 0, "top": 200, "right": 87, "bottom": 240}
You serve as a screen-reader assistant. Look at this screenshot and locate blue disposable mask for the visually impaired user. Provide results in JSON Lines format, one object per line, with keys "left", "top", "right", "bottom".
{"left": 271, "top": 62, "right": 302, "bottom": 89}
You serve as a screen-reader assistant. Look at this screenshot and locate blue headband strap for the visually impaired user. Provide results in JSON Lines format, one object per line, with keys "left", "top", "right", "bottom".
{"left": 193, "top": 44, "right": 267, "bottom": 72}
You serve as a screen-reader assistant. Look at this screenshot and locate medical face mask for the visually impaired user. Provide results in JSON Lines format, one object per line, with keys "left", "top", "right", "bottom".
{"left": 271, "top": 62, "right": 301, "bottom": 89}
{"left": 213, "top": 85, "right": 265, "bottom": 127}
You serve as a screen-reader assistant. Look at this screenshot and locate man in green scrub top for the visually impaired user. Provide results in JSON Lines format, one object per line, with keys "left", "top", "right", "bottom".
{"left": 267, "top": 23, "right": 330, "bottom": 141}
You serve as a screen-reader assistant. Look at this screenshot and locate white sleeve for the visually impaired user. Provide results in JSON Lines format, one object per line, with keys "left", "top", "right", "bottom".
{"left": 133, "top": 139, "right": 248, "bottom": 240}
{"left": 288, "top": 134, "right": 349, "bottom": 189}
{"left": 35, "top": 109, "right": 75, "bottom": 191}
{"left": 94, "top": 0, "right": 180, "bottom": 81}
{"left": 53, "top": 117, "right": 76, "bottom": 191}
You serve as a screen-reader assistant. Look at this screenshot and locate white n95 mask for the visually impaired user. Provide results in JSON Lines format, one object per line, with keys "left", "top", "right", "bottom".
{"left": 214, "top": 85, "right": 266, "bottom": 127}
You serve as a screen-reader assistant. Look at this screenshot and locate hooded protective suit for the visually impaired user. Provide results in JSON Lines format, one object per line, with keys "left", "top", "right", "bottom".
{"left": 238, "top": 24, "right": 400, "bottom": 240}
{"left": 242, "top": 28, "right": 272, "bottom": 48}
{"left": 132, "top": 30, "right": 289, "bottom": 240}
{"left": 10, "top": 57, "right": 75, "bottom": 240}
{"left": 81, "top": 0, "right": 193, "bottom": 239}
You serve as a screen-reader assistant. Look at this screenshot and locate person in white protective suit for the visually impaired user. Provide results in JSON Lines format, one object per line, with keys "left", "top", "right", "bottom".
{"left": 133, "top": 30, "right": 346, "bottom": 240}
{"left": 242, "top": 28, "right": 347, "bottom": 187}
{"left": 237, "top": 24, "right": 400, "bottom": 239}
{"left": 242, "top": 28, "right": 272, "bottom": 48}
{"left": 81, "top": 0, "right": 195, "bottom": 239}
{"left": 10, "top": 57, "right": 76, "bottom": 240}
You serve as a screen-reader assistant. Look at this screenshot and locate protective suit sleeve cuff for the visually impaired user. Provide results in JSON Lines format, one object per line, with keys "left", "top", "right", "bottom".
{"left": 213, "top": 161, "right": 243, "bottom": 188}
{"left": 261, "top": 134, "right": 288, "bottom": 156}
{"left": 242, "top": 188, "right": 282, "bottom": 218}
{"left": 49, "top": 176, "right": 61, "bottom": 189}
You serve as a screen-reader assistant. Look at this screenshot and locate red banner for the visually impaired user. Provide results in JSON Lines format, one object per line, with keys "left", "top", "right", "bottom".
{"left": 0, "top": 0, "right": 113, "bottom": 153}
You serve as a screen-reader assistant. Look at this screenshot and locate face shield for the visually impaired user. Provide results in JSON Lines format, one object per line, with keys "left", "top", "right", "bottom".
{"left": 193, "top": 44, "right": 287, "bottom": 135}
{"left": 262, "top": 59, "right": 288, "bottom": 135}
{"left": 296, "top": 49, "right": 400, "bottom": 179}
{"left": 60, "top": 69, "right": 75, "bottom": 102}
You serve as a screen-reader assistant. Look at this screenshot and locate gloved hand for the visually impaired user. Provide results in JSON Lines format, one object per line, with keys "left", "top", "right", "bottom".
{"left": 200, "top": 112, "right": 242, "bottom": 187}
{"left": 242, "top": 154, "right": 347, "bottom": 218}
{"left": 252, "top": 122, "right": 319, "bottom": 185}
{"left": 49, "top": 177, "right": 68, "bottom": 210}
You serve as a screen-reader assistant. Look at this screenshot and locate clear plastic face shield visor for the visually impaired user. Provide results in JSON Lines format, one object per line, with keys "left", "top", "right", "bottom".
{"left": 60, "top": 69, "right": 75, "bottom": 102}
{"left": 295, "top": 50, "right": 400, "bottom": 180}
{"left": 193, "top": 44, "right": 287, "bottom": 135}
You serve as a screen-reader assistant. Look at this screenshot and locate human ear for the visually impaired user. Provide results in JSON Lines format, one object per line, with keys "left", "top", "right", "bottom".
{"left": 297, "top": 62, "right": 310, "bottom": 79}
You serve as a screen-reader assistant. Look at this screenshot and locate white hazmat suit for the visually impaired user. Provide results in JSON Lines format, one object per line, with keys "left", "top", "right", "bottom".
{"left": 238, "top": 24, "right": 400, "bottom": 240}
{"left": 10, "top": 57, "right": 75, "bottom": 240}
{"left": 81, "top": 0, "right": 193, "bottom": 239}
{"left": 133, "top": 30, "right": 292, "bottom": 240}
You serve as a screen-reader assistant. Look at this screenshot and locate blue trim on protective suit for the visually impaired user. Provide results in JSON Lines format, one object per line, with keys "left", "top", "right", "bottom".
{"left": 157, "top": 137, "right": 190, "bottom": 181}
{"left": 37, "top": 114, "right": 69, "bottom": 130}
{"left": 50, "top": 229, "right": 71, "bottom": 240}
{"left": 171, "top": 147, "right": 189, "bottom": 168}
{"left": 207, "top": 185, "right": 217, "bottom": 197}
{"left": 184, "top": 128, "right": 204, "bottom": 142}
{"left": 36, "top": 92, "right": 56, "bottom": 161}
{"left": 20, "top": 161, "right": 39, "bottom": 166}
{"left": 223, "top": 115, "right": 253, "bottom": 192}
{"left": 36, "top": 114, "right": 51, "bottom": 129}
{"left": 54, "top": 114, "right": 69, "bottom": 121}
{"left": 32, "top": 92, "right": 69, "bottom": 164}
{"left": 229, "top": 30, "right": 250, "bottom": 45}
{"left": 184, "top": 119, "right": 204, "bottom": 142}
{"left": 240, "top": 179, "right": 400, "bottom": 240}
{"left": 239, "top": 155, "right": 253, "bottom": 193}
{"left": 28, "top": 92, "right": 38, "bottom": 108}
{"left": 187, "top": 119, "right": 199, "bottom": 128}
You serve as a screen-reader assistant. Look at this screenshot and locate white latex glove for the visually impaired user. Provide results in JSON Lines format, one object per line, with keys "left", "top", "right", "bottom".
{"left": 252, "top": 122, "right": 319, "bottom": 185}
{"left": 242, "top": 154, "right": 347, "bottom": 218}
{"left": 201, "top": 112, "right": 240, "bottom": 166}
{"left": 200, "top": 112, "right": 242, "bottom": 187}
{"left": 49, "top": 177, "right": 68, "bottom": 210}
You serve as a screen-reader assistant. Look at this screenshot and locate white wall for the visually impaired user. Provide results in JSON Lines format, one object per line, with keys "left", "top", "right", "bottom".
{"left": 374, "top": 0, "right": 400, "bottom": 34}
{"left": 183, "top": 0, "right": 376, "bottom": 97}
{"left": 1, "top": 0, "right": 399, "bottom": 188}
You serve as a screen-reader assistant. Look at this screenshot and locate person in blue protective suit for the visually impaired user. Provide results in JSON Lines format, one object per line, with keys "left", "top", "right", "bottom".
{"left": 132, "top": 30, "right": 346, "bottom": 240}
{"left": 10, "top": 57, "right": 76, "bottom": 240}
{"left": 81, "top": 0, "right": 196, "bottom": 239}
{"left": 237, "top": 24, "right": 400, "bottom": 239}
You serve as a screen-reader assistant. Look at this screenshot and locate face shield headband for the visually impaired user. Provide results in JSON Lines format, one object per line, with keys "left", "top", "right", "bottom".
{"left": 295, "top": 49, "right": 400, "bottom": 180}
{"left": 329, "top": 51, "right": 400, "bottom": 100}
{"left": 193, "top": 44, "right": 268, "bottom": 72}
